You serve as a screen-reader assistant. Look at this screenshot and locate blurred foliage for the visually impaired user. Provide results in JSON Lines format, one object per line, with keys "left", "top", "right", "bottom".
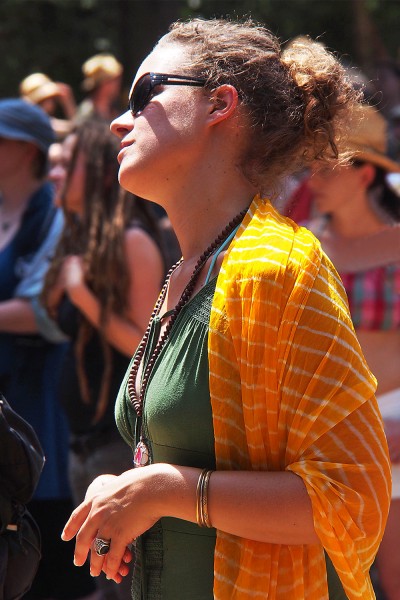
{"left": 0, "top": 0, "right": 399, "bottom": 103}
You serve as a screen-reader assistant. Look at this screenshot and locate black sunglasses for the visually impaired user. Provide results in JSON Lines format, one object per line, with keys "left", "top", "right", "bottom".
{"left": 128, "top": 72, "right": 207, "bottom": 116}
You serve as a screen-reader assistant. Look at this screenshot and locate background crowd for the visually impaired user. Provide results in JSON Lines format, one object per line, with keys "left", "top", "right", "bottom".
{"left": 0, "top": 12, "right": 399, "bottom": 600}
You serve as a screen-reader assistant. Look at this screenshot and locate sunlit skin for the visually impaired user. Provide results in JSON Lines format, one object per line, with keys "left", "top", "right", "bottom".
{"left": 61, "top": 41, "right": 320, "bottom": 585}
{"left": 309, "top": 161, "right": 400, "bottom": 600}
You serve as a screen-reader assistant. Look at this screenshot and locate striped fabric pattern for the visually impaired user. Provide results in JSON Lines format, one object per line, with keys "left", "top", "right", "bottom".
{"left": 208, "top": 196, "right": 391, "bottom": 599}
{"left": 341, "top": 266, "right": 400, "bottom": 330}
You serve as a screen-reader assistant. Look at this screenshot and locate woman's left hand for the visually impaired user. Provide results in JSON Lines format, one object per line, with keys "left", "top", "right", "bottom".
{"left": 61, "top": 466, "right": 162, "bottom": 581}
{"left": 61, "top": 255, "right": 86, "bottom": 302}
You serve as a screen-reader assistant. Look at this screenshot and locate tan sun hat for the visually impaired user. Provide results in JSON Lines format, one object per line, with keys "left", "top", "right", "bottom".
{"left": 343, "top": 104, "right": 400, "bottom": 173}
{"left": 20, "top": 73, "right": 60, "bottom": 105}
{"left": 81, "top": 54, "right": 123, "bottom": 92}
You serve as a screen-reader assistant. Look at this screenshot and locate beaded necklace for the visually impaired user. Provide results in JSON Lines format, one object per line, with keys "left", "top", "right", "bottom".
{"left": 128, "top": 208, "right": 247, "bottom": 467}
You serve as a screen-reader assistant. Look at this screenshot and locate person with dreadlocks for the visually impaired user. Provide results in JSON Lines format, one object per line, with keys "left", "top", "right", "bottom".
{"left": 42, "top": 118, "right": 164, "bottom": 600}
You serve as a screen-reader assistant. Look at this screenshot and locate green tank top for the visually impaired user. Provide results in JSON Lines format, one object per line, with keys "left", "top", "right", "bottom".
{"left": 115, "top": 279, "right": 346, "bottom": 600}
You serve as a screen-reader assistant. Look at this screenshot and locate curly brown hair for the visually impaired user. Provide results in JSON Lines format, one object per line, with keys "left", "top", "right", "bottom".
{"left": 159, "top": 18, "right": 361, "bottom": 192}
{"left": 43, "top": 118, "right": 161, "bottom": 421}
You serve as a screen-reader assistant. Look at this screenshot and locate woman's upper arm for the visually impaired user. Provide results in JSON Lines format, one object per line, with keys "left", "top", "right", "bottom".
{"left": 123, "top": 227, "right": 164, "bottom": 330}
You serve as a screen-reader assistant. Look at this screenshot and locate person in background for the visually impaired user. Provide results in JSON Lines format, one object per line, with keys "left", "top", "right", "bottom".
{"left": 307, "top": 104, "right": 400, "bottom": 600}
{"left": 0, "top": 98, "right": 96, "bottom": 600}
{"left": 388, "top": 104, "right": 400, "bottom": 163}
{"left": 76, "top": 54, "right": 123, "bottom": 123}
{"left": 62, "top": 18, "right": 390, "bottom": 600}
{"left": 43, "top": 118, "right": 164, "bottom": 600}
{"left": 20, "top": 72, "right": 77, "bottom": 140}
{"left": 282, "top": 60, "right": 377, "bottom": 225}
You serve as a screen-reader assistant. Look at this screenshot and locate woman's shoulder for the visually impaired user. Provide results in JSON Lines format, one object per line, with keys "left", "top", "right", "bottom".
{"left": 227, "top": 198, "right": 323, "bottom": 280}
{"left": 124, "top": 225, "right": 161, "bottom": 252}
{"left": 123, "top": 225, "right": 165, "bottom": 277}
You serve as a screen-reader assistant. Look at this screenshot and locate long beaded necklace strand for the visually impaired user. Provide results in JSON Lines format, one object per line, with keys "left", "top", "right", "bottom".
{"left": 128, "top": 208, "right": 248, "bottom": 467}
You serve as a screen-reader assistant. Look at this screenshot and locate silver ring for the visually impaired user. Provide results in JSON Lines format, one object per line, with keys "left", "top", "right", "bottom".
{"left": 94, "top": 537, "right": 111, "bottom": 556}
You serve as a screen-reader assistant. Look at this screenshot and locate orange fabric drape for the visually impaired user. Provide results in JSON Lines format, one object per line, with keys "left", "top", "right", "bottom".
{"left": 209, "top": 196, "right": 391, "bottom": 599}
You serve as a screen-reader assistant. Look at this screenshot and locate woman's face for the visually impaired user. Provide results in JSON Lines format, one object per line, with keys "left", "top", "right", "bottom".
{"left": 308, "top": 162, "right": 366, "bottom": 216}
{"left": 0, "top": 138, "right": 32, "bottom": 181}
{"left": 48, "top": 133, "right": 85, "bottom": 214}
{"left": 110, "top": 42, "right": 210, "bottom": 201}
{"left": 39, "top": 97, "right": 57, "bottom": 116}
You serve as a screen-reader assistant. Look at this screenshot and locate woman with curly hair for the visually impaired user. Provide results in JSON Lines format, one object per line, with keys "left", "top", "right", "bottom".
{"left": 43, "top": 118, "right": 164, "bottom": 600}
{"left": 62, "top": 19, "right": 390, "bottom": 600}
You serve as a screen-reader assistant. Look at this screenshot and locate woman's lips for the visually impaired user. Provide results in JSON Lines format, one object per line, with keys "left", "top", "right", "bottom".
{"left": 117, "top": 141, "right": 133, "bottom": 163}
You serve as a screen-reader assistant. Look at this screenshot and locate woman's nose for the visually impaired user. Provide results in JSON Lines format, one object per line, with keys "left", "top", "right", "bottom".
{"left": 110, "top": 110, "right": 134, "bottom": 138}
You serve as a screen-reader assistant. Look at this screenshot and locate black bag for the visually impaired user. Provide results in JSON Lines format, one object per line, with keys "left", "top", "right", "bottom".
{"left": 0, "top": 394, "right": 45, "bottom": 599}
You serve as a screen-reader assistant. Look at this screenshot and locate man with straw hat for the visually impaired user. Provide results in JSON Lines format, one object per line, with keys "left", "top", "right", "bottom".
{"left": 77, "top": 53, "right": 123, "bottom": 123}
{"left": 20, "top": 73, "right": 76, "bottom": 140}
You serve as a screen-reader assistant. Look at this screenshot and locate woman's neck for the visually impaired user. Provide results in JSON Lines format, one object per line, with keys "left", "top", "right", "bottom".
{"left": 162, "top": 171, "right": 255, "bottom": 262}
{"left": 0, "top": 174, "right": 43, "bottom": 212}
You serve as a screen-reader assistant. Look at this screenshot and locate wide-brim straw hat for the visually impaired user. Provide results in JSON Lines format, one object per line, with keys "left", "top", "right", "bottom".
{"left": 81, "top": 54, "right": 123, "bottom": 92}
{"left": 343, "top": 104, "right": 400, "bottom": 173}
{"left": 20, "top": 73, "right": 60, "bottom": 105}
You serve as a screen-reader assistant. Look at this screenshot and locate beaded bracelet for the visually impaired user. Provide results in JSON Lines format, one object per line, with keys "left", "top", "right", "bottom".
{"left": 196, "top": 469, "right": 214, "bottom": 528}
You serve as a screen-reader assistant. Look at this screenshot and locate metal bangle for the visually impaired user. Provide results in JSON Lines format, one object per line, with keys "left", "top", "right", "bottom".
{"left": 196, "top": 469, "right": 213, "bottom": 528}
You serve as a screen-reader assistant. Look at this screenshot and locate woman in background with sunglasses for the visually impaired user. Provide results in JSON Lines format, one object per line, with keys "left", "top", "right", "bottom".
{"left": 62, "top": 18, "right": 391, "bottom": 600}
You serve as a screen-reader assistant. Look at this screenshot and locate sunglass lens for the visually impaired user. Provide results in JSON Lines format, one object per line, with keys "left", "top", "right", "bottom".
{"left": 130, "top": 74, "right": 152, "bottom": 115}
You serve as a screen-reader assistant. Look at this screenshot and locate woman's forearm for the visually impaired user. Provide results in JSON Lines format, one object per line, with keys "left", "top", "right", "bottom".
{"left": 152, "top": 464, "right": 319, "bottom": 545}
{"left": 62, "top": 462, "right": 319, "bottom": 580}
{"left": 69, "top": 283, "right": 143, "bottom": 356}
{"left": 0, "top": 298, "right": 38, "bottom": 334}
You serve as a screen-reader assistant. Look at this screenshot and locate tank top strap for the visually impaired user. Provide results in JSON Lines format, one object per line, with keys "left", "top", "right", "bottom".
{"left": 204, "top": 224, "right": 240, "bottom": 286}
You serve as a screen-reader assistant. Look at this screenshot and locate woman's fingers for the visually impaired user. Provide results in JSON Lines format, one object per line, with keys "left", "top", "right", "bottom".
{"left": 100, "top": 546, "right": 132, "bottom": 581}
{"left": 118, "top": 560, "right": 130, "bottom": 577}
{"left": 92, "top": 535, "right": 129, "bottom": 580}
{"left": 89, "top": 539, "right": 131, "bottom": 579}
{"left": 61, "top": 501, "right": 91, "bottom": 542}
{"left": 123, "top": 545, "right": 133, "bottom": 564}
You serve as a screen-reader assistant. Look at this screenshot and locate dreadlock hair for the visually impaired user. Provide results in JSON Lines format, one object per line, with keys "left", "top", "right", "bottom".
{"left": 43, "top": 118, "right": 161, "bottom": 422}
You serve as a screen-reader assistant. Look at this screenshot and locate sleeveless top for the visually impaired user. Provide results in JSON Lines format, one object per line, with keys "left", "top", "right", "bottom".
{"left": 340, "top": 265, "right": 400, "bottom": 330}
{"left": 305, "top": 216, "right": 400, "bottom": 331}
{"left": 115, "top": 277, "right": 345, "bottom": 600}
{"left": 116, "top": 279, "right": 216, "bottom": 599}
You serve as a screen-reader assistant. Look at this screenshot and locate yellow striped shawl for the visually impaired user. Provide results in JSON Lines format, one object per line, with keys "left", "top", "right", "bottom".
{"left": 208, "top": 196, "right": 391, "bottom": 599}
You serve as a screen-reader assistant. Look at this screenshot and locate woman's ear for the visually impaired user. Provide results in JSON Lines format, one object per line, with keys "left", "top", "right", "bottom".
{"left": 207, "top": 84, "right": 239, "bottom": 126}
{"left": 359, "top": 163, "right": 376, "bottom": 189}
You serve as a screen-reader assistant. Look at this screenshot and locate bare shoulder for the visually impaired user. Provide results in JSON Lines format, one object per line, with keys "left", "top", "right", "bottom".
{"left": 124, "top": 226, "right": 160, "bottom": 255}
{"left": 123, "top": 226, "right": 164, "bottom": 280}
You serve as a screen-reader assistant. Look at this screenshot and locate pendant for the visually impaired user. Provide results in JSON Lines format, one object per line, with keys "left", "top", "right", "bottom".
{"left": 133, "top": 440, "right": 150, "bottom": 467}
